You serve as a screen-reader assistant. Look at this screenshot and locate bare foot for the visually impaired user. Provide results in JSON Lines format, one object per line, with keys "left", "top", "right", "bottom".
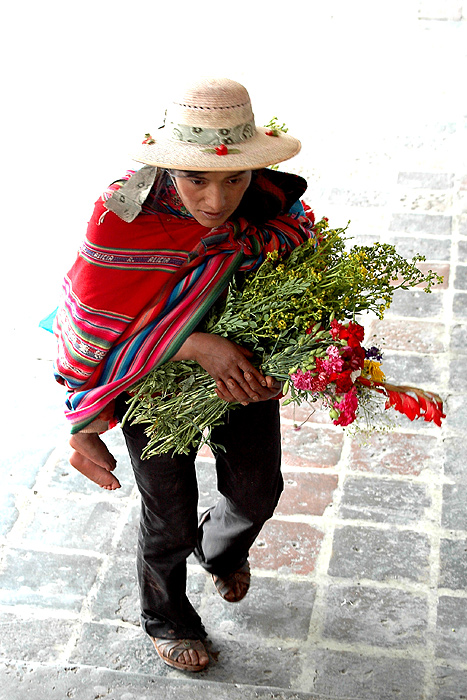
{"left": 69, "top": 433, "right": 120, "bottom": 490}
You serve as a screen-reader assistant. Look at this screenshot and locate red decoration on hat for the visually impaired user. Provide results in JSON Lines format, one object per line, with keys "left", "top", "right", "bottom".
{"left": 215, "top": 144, "right": 229, "bottom": 155}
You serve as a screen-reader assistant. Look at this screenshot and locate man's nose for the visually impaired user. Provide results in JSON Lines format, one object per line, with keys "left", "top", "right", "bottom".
{"left": 204, "top": 184, "right": 225, "bottom": 211}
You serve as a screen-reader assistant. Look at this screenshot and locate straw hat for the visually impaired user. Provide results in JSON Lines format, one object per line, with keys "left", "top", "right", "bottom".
{"left": 131, "top": 77, "right": 301, "bottom": 172}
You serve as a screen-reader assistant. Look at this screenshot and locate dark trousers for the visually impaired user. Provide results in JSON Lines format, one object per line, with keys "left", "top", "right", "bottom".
{"left": 115, "top": 395, "right": 283, "bottom": 640}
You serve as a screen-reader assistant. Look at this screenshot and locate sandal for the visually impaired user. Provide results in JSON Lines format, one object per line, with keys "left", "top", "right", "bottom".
{"left": 151, "top": 637, "right": 209, "bottom": 672}
{"left": 212, "top": 560, "right": 251, "bottom": 603}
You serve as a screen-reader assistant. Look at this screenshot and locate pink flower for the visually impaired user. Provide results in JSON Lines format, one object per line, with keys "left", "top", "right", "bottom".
{"left": 332, "top": 387, "right": 359, "bottom": 426}
{"left": 291, "top": 369, "right": 329, "bottom": 392}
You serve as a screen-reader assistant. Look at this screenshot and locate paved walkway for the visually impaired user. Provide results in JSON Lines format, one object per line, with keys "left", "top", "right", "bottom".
{"left": 1, "top": 7, "right": 467, "bottom": 700}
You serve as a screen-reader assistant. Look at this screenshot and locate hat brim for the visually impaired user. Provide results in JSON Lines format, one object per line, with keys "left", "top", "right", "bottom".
{"left": 130, "top": 128, "right": 301, "bottom": 172}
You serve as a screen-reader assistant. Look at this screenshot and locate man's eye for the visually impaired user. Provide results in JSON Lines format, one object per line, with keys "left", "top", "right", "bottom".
{"left": 190, "top": 179, "right": 205, "bottom": 186}
{"left": 228, "top": 178, "right": 240, "bottom": 185}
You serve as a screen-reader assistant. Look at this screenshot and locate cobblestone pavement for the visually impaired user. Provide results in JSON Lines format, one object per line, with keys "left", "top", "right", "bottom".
{"left": 1, "top": 6, "right": 467, "bottom": 700}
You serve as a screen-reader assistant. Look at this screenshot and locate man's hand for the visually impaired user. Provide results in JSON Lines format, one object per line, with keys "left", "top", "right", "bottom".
{"left": 171, "top": 332, "right": 282, "bottom": 404}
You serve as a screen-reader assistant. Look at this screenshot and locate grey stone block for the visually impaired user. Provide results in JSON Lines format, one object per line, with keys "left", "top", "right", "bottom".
{"left": 436, "top": 596, "right": 467, "bottom": 660}
{"left": 439, "top": 539, "right": 467, "bottom": 589}
{"left": 459, "top": 240, "right": 467, "bottom": 259}
{"left": 385, "top": 288, "right": 444, "bottom": 319}
{"left": 328, "top": 526, "right": 430, "bottom": 583}
{"left": 339, "top": 476, "right": 430, "bottom": 524}
{"left": 90, "top": 554, "right": 140, "bottom": 625}
{"left": 453, "top": 293, "right": 467, "bottom": 319}
{"left": 443, "top": 436, "right": 467, "bottom": 482}
{"left": 455, "top": 266, "right": 467, "bottom": 290}
{"left": 195, "top": 459, "right": 221, "bottom": 510}
{"left": 450, "top": 324, "right": 467, "bottom": 354}
{"left": 0, "top": 613, "right": 73, "bottom": 662}
{"left": 444, "top": 394, "right": 467, "bottom": 431}
{"left": 0, "top": 492, "right": 19, "bottom": 536}
{"left": 202, "top": 636, "right": 299, "bottom": 689}
{"left": 436, "top": 666, "right": 467, "bottom": 700}
{"left": 328, "top": 188, "right": 388, "bottom": 207}
{"left": 0, "top": 549, "right": 100, "bottom": 611}
{"left": 0, "top": 661, "right": 318, "bottom": 700}
{"left": 397, "top": 172, "right": 454, "bottom": 189}
{"left": 0, "top": 445, "right": 55, "bottom": 490}
{"left": 442, "top": 484, "right": 467, "bottom": 530}
{"left": 322, "top": 585, "right": 428, "bottom": 648}
{"left": 387, "top": 236, "right": 451, "bottom": 262}
{"left": 201, "top": 576, "right": 316, "bottom": 641}
{"left": 22, "top": 499, "right": 122, "bottom": 553}
{"left": 302, "top": 648, "right": 425, "bottom": 699}
{"left": 389, "top": 213, "right": 452, "bottom": 236}
{"left": 69, "top": 622, "right": 166, "bottom": 677}
{"left": 379, "top": 351, "right": 441, "bottom": 386}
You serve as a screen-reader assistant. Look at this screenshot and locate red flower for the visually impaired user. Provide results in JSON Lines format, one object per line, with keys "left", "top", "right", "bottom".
{"left": 357, "top": 376, "right": 445, "bottom": 426}
{"left": 330, "top": 320, "right": 364, "bottom": 348}
{"left": 334, "top": 371, "right": 354, "bottom": 393}
{"left": 215, "top": 144, "right": 228, "bottom": 155}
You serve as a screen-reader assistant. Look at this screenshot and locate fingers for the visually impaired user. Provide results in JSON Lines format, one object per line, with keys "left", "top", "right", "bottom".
{"left": 216, "top": 373, "right": 283, "bottom": 404}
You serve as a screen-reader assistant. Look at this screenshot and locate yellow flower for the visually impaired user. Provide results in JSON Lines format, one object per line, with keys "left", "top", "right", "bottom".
{"left": 364, "top": 360, "right": 385, "bottom": 382}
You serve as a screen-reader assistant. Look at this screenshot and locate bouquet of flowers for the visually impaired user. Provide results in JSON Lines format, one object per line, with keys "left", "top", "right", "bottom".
{"left": 123, "top": 214, "right": 444, "bottom": 459}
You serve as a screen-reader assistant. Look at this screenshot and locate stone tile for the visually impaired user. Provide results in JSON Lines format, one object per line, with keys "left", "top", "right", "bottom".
{"left": 115, "top": 501, "right": 140, "bottom": 555}
{"left": 368, "top": 318, "right": 446, "bottom": 353}
{"left": 0, "top": 660, "right": 316, "bottom": 700}
{"left": 399, "top": 191, "right": 453, "bottom": 214}
{"left": 385, "top": 288, "right": 444, "bottom": 319}
{"left": 0, "top": 613, "right": 73, "bottom": 662}
{"left": 449, "top": 355, "right": 467, "bottom": 392}
{"left": 0, "top": 446, "right": 55, "bottom": 490}
{"left": 90, "top": 554, "right": 140, "bottom": 625}
{"left": 328, "top": 188, "right": 388, "bottom": 207}
{"left": 443, "top": 436, "right": 467, "bottom": 482}
{"left": 450, "top": 324, "right": 467, "bottom": 354}
{"left": 349, "top": 432, "right": 443, "bottom": 476}
{"left": 387, "top": 236, "right": 451, "bottom": 262}
{"left": 69, "top": 622, "right": 165, "bottom": 676}
{"left": 339, "top": 476, "right": 430, "bottom": 524}
{"left": 454, "top": 265, "right": 467, "bottom": 290}
{"left": 453, "top": 293, "right": 467, "bottom": 319}
{"left": 250, "top": 520, "right": 324, "bottom": 575}
{"left": 459, "top": 240, "right": 467, "bottom": 260}
{"left": 439, "top": 539, "right": 467, "bottom": 589}
{"left": 397, "top": 172, "right": 454, "bottom": 189}
{"left": 202, "top": 576, "right": 316, "bottom": 641}
{"left": 389, "top": 213, "right": 452, "bottom": 236}
{"left": 460, "top": 217, "right": 467, "bottom": 238}
{"left": 277, "top": 473, "right": 338, "bottom": 516}
{"left": 280, "top": 399, "right": 333, "bottom": 425}
{"left": 376, "top": 351, "right": 441, "bottom": 386}
{"left": 0, "top": 549, "right": 100, "bottom": 611}
{"left": 204, "top": 636, "right": 299, "bottom": 689}
{"left": 323, "top": 585, "right": 428, "bottom": 648}
{"left": 195, "top": 459, "right": 220, "bottom": 510}
{"left": 303, "top": 649, "right": 425, "bottom": 700}
{"left": 0, "top": 492, "right": 19, "bottom": 537}
{"left": 444, "top": 394, "right": 467, "bottom": 431}
{"left": 281, "top": 425, "right": 343, "bottom": 469}
{"left": 436, "top": 596, "right": 467, "bottom": 661}
{"left": 328, "top": 526, "right": 430, "bottom": 583}
{"left": 436, "top": 666, "right": 467, "bottom": 700}
{"left": 22, "top": 498, "right": 122, "bottom": 553}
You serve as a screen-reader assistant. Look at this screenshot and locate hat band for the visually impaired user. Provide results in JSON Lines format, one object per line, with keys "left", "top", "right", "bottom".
{"left": 168, "top": 121, "right": 256, "bottom": 146}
